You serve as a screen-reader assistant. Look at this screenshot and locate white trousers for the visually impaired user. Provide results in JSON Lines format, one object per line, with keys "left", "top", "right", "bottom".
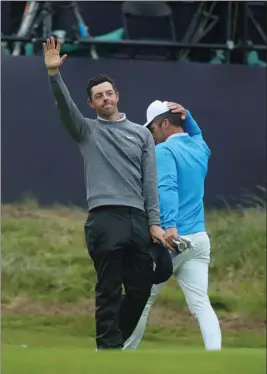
{"left": 123, "top": 231, "right": 222, "bottom": 351}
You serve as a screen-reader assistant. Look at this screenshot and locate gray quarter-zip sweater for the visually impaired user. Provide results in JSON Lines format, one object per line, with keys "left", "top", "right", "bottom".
{"left": 49, "top": 72, "right": 160, "bottom": 225}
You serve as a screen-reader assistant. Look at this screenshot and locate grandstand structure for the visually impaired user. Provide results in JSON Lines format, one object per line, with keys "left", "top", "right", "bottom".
{"left": 1, "top": 1, "right": 266, "bottom": 65}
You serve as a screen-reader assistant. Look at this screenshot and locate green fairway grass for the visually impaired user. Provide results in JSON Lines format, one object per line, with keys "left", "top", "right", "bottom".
{"left": 2, "top": 344, "right": 266, "bottom": 374}
{"left": 1, "top": 200, "right": 266, "bottom": 373}
{"left": 2, "top": 317, "right": 266, "bottom": 349}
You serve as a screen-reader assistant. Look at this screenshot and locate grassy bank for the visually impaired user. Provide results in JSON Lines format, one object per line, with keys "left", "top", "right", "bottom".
{"left": 1, "top": 202, "right": 266, "bottom": 349}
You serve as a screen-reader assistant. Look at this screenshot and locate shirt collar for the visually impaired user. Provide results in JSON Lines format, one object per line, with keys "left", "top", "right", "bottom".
{"left": 167, "top": 133, "right": 188, "bottom": 141}
{"left": 97, "top": 113, "right": 126, "bottom": 122}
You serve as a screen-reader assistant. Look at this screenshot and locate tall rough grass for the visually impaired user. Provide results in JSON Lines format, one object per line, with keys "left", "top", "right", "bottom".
{"left": 1, "top": 200, "right": 265, "bottom": 315}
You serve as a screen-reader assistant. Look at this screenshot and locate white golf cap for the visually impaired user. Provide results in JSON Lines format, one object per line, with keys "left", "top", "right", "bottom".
{"left": 144, "top": 100, "right": 170, "bottom": 127}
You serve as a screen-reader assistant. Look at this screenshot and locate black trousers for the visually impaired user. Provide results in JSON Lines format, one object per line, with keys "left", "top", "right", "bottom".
{"left": 84, "top": 205, "right": 154, "bottom": 349}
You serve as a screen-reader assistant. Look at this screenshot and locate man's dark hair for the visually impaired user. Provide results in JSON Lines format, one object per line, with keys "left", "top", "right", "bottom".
{"left": 154, "top": 111, "right": 183, "bottom": 128}
{"left": 86, "top": 73, "right": 117, "bottom": 98}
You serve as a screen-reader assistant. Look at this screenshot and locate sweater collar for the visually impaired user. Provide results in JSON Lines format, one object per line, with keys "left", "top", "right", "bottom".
{"left": 97, "top": 113, "right": 126, "bottom": 122}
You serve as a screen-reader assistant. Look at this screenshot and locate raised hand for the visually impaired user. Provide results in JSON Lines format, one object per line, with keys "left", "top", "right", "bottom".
{"left": 167, "top": 102, "right": 187, "bottom": 120}
{"left": 43, "top": 36, "right": 67, "bottom": 73}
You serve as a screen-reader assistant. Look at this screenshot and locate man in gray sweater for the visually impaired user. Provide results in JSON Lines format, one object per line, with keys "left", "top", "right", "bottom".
{"left": 43, "top": 36, "right": 166, "bottom": 350}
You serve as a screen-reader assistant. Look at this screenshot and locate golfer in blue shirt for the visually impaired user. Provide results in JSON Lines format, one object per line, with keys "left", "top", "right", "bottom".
{"left": 124, "top": 101, "right": 222, "bottom": 351}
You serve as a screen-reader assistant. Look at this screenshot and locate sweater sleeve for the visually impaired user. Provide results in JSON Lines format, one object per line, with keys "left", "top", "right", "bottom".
{"left": 183, "top": 110, "right": 202, "bottom": 139}
{"left": 141, "top": 129, "right": 161, "bottom": 226}
{"left": 156, "top": 145, "right": 179, "bottom": 229}
{"left": 49, "top": 72, "right": 90, "bottom": 143}
{"left": 184, "top": 110, "right": 211, "bottom": 155}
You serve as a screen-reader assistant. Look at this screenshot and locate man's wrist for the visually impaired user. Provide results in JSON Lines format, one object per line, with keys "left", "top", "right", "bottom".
{"left": 165, "top": 224, "right": 177, "bottom": 230}
{"left": 48, "top": 68, "right": 59, "bottom": 76}
{"left": 149, "top": 223, "right": 161, "bottom": 228}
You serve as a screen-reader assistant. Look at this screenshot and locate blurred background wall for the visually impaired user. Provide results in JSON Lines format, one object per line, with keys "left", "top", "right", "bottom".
{"left": 1, "top": 1, "right": 266, "bottom": 208}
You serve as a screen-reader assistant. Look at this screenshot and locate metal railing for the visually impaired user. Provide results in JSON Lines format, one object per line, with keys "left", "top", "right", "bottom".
{"left": 2, "top": 35, "right": 266, "bottom": 61}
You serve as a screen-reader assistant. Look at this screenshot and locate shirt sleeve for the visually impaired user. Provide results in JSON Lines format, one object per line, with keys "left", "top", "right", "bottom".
{"left": 184, "top": 110, "right": 211, "bottom": 155}
{"left": 183, "top": 110, "right": 202, "bottom": 139}
{"left": 156, "top": 145, "right": 179, "bottom": 229}
{"left": 141, "top": 129, "right": 161, "bottom": 226}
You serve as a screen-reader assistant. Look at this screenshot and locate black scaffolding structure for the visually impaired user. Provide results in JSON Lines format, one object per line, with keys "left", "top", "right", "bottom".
{"left": 1, "top": 1, "right": 266, "bottom": 63}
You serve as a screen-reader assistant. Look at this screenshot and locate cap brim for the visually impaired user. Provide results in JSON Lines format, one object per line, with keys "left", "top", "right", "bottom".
{"left": 143, "top": 120, "right": 152, "bottom": 128}
{"left": 143, "top": 108, "right": 170, "bottom": 127}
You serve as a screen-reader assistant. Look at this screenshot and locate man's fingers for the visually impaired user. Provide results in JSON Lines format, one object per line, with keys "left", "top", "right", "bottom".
{"left": 167, "top": 102, "right": 186, "bottom": 119}
{"left": 152, "top": 235, "right": 166, "bottom": 248}
{"left": 169, "top": 107, "right": 184, "bottom": 115}
{"left": 169, "top": 106, "right": 180, "bottom": 112}
{"left": 56, "top": 39, "right": 61, "bottom": 51}
{"left": 167, "top": 102, "right": 179, "bottom": 108}
{"left": 166, "top": 240, "right": 176, "bottom": 252}
{"left": 50, "top": 36, "right": 55, "bottom": 49}
{"left": 46, "top": 38, "right": 51, "bottom": 50}
{"left": 153, "top": 234, "right": 174, "bottom": 251}
{"left": 165, "top": 239, "right": 175, "bottom": 251}
{"left": 159, "top": 238, "right": 167, "bottom": 247}
{"left": 170, "top": 107, "right": 183, "bottom": 113}
{"left": 160, "top": 237, "right": 172, "bottom": 250}
{"left": 167, "top": 239, "right": 176, "bottom": 249}
{"left": 60, "top": 54, "right": 68, "bottom": 64}
{"left": 164, "top": 235, "right": 178, "bottom": 250}
{"left": 152, "top": 236, "right": 160, "bottom": 244}
{"left": 171, "top": 109, "right": 186, "bottom": 120}
{"left": 42, "top": 43, "right": 47, "bottom": 53}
